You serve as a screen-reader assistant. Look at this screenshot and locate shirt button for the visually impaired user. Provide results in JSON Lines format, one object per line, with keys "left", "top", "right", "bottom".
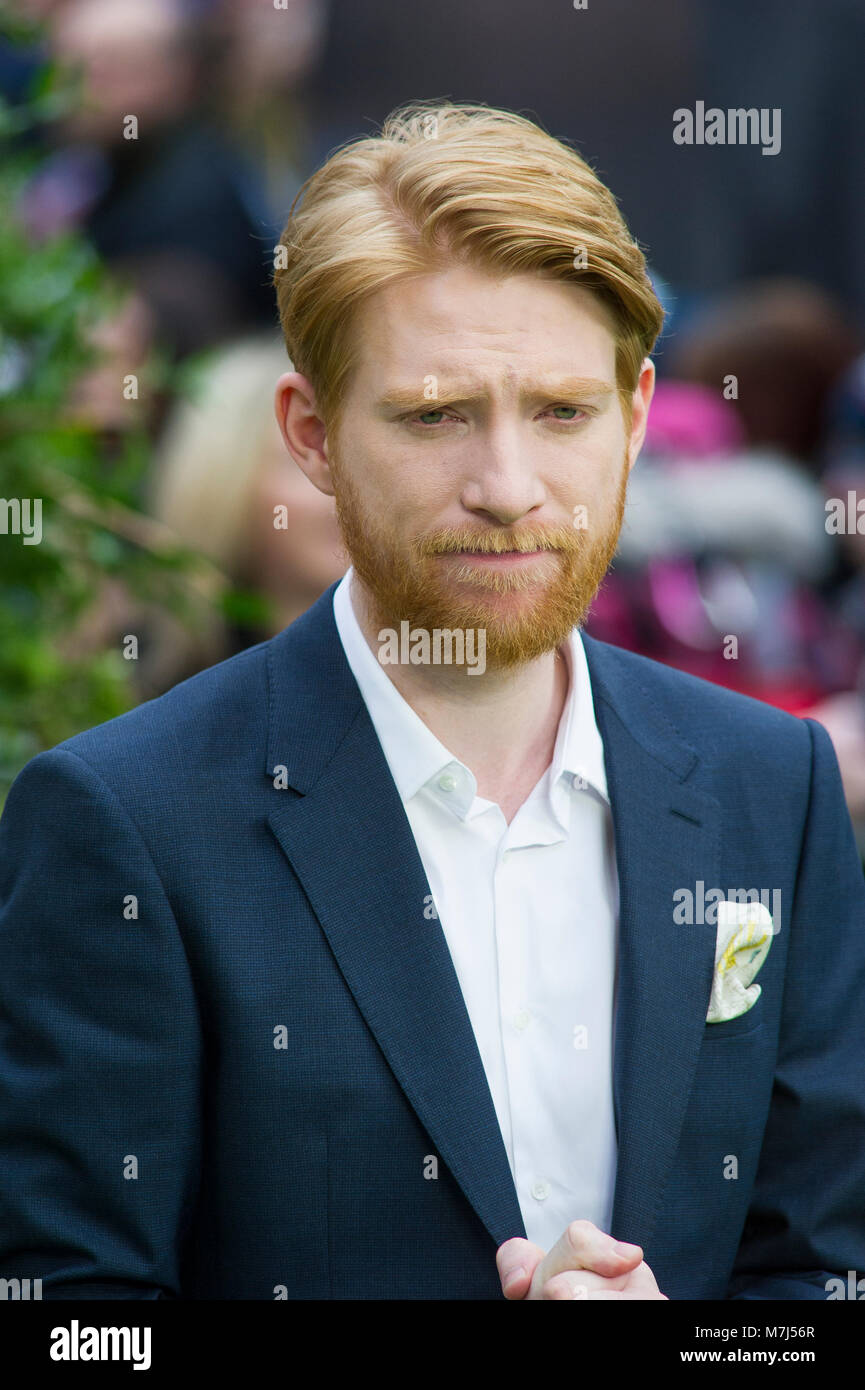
{"left": 531, "top": 1180, "right": 551, "bottom": 1202}
{"left": 437, "top": 773, "right": 457, "bottom": 792}
{"left": 513, "top": 1009, "right": 532, "bottom": 1031}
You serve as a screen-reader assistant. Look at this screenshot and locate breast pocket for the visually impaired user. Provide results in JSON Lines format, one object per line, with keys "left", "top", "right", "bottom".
{"left": 701, "top": 996, "right": 764, "bottom": 1041}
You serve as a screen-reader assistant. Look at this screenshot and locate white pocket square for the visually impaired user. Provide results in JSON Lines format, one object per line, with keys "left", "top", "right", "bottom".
{"left": 706, "top": 901, "right": 773, "bottom": 1023}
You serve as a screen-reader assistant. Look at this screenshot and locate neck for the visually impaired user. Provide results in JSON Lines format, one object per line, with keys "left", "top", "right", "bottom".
{"left": 350, "top": 573, "right": 571, "bottom": 820}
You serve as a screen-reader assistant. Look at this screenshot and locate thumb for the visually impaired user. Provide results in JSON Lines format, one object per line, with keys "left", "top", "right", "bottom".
{"left": 496, "top": 1236, "right": 546, "bottom": 1298}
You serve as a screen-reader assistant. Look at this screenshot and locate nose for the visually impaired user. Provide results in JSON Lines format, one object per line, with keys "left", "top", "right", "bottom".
{"left": 459, "top": 424, "right": 547, "bottom": 524}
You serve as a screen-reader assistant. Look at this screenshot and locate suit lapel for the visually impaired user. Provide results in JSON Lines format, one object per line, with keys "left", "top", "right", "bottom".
{"left": 264, "top": 587, "right": 527, "bottom": 1249}
{"left": 263, "top": 592, "right": 721, "bottom": 1259}
{"left": 583, "top": 635, "right": 722, "bottom": 1252}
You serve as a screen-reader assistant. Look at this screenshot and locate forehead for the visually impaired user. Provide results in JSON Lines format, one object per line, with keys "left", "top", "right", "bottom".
{"left": 346, "top": 265, "right": 618, "bottom": 388}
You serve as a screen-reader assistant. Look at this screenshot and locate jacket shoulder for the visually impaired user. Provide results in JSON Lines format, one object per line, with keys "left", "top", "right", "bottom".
{"left": 582, "top": 635, "right": 814, "bottom": 764}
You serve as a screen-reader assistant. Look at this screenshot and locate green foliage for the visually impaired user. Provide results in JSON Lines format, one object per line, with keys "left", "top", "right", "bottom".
{"left": 0, "top": 43, "right": 225, "bottom": 804}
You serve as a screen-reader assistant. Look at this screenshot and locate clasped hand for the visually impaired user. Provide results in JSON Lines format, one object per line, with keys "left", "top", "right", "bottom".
{"left": 497, "top": 1219, "right": 669, "bottom": 1299}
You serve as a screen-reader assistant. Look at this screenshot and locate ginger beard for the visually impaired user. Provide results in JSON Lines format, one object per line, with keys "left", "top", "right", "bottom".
{"left": 328, "top": 443, "right": 630, "bottom": 671}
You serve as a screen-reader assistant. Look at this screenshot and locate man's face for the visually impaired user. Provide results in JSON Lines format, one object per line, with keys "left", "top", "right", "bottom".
{"left": 298, "top": 264, "right": 653, "bottom": 669}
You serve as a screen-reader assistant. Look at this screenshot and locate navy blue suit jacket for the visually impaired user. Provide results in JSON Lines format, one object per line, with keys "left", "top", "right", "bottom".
{"left": 1, "top": 583, "right": 864, "bottom": 1299}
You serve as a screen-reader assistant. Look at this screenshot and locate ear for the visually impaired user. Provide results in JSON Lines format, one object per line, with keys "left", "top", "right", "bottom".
{"left": 274, "top": 370, "right": 335, "bottom": 496}
{"left": 626, "top": 357, "right": 656, "bottom": 472}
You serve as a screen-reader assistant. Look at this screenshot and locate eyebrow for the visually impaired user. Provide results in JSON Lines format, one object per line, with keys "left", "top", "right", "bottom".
{"left": 375, "top": 375, "right": 616, "bottom": 413}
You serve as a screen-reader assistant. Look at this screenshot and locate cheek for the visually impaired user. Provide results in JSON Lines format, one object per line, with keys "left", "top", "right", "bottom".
{"left": 553, "top": 431, "right": 626, "bottom": 503}
{"left": 348, "top": 434, "right": 440, "bottom": 521}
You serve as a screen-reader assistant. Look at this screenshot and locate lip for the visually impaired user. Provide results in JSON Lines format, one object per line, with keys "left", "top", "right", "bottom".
{"left": 438, "top": 549, "right": 554, "bottom": 568}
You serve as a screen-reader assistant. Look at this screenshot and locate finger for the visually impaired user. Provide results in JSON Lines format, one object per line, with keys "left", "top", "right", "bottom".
{"left": 530, "top": 1219, "right": 643, "bottom": 1293}
{"left": 496, "top": 1236, "right": 546, "bottom": 1298}
{"left": 541, "top": 1269, "right": 632, "bottom": 1300}
{"left": 621, "top": 1259, "right": 669, "bottom": 1300}
{"left": 549, "top": 1262, "right": 667, "bottom": 1300}
{"left": 556, "top": 1286, "right": 665, "bottom": 1300}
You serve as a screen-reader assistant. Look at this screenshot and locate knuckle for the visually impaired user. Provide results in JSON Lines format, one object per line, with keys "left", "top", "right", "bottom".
{"left": 496, "top": 1236, "right": 524, "bottom": 1262}
{"left": 566, "top": 1217, "right": 594, "bottom": 1247}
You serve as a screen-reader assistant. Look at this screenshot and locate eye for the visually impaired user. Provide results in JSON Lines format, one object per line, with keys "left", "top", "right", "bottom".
{"left": 404, "top": 408, "right": 458, "bottom": 427}
{"left": 404, "top": 403, "right": 590, "bottom": 427}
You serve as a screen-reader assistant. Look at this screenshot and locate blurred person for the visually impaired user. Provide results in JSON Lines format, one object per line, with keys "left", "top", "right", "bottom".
{"left": 806, "top": 355, "right": 865, "bottom": 851}
{"left": 808, "top": 690, "right": 865, "bottom": 854}
{"left": 51, "top": 0, "right": 196, "bottom": 146}
{"left": 20, "top": 0, "right": 276, "bottom": 353}
{"left": 665, "top": 288, "right": 864, "bottom": 829}
{"left": 819, "top": 353, "right": 865, "bottom": 582}
{"left": 64, "top": 286, "right": 156, "bottom": 437}
{"left": 36, "top": 286, "right": 160, "bottom": 673}
{"left": 143, "top": 334, "right": 346, "bottom": 692}
{"left": 666, "top": 279, "right": 861, "bottom": 466}
{"left": 585, "top": 379, "right": 861, "bottom": 710}
{"left": 1, "top": 102, "right": 864, "bottom": 1305}
{"left": 204, "top": 0, "right": 328, "bottom": 231}
{"left": 49, "top": 332, "right": 345, "bottom": 703}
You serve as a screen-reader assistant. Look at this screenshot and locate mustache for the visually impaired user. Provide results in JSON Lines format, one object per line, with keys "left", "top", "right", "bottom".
{"left": 414, "top": 524, "right": 583, "bottom": 557}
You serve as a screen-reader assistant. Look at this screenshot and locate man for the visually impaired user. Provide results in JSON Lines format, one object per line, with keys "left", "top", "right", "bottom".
{"left": 1, "top": 102, "right": 863, "bottom": 1300}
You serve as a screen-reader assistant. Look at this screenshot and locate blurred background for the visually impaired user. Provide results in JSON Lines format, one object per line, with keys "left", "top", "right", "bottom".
{"left": 1, "top": 0, "right": 864, "bottom": 851}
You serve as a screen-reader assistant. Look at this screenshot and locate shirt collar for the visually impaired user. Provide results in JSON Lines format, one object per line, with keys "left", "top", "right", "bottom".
{"left": 332, "top": 566, "right": 608, "bottom": 809}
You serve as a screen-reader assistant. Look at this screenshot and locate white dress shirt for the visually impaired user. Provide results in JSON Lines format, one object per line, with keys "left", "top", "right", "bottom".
{"left": 332, "top": 568, "right": 620, "bottom": 1250}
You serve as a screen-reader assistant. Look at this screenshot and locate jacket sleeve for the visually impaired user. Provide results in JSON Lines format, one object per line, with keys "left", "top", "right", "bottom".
{"left": 0, "top": 746, "right": 203, "bottom": 1298}
{"left": 726, "top": 718, "right": 865, "bottom": 1300}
